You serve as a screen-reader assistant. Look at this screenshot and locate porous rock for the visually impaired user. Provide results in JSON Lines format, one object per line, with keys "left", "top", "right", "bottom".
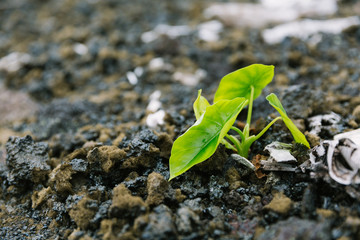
{"left": 206, "top": 206, "right": 226, "bottom": 234}
{"left": 5, "top": 135, "right": 50, "bottom": 184}
{"left": 208, "top": 175, "right": 228, "bottom": 201}
{"left": 134, "top": 204, "right": 177, "bottom": 240}
{"left": 30, "top": 99, "right": 100, "bottom": 140}
{"left": 122, "top": 140, "right": 160, "bottom": 169}
{"left": 175, "top": 206, "right": 201, "bottom": 234}
{"left": 257, "top": 217, "right": 331, "bottom": 240}
{"left": 180, "top": 177, "right": 208, "bottom": 199}
{"left": 281, "top": 84, "right": 328, "bottom": 118}
{"left": 223, "top": 190, "right": 243, "bottom": 209}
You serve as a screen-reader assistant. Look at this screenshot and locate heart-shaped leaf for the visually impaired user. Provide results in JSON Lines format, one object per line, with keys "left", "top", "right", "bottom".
{"left": 193, "top": 90, "right": 237, "bottom": 152}
{"left": 193, "top": 89, "right": 210, "bottom": 120}
{"left": 169, "top": 97, "right": 248, "bottom": 180}
{"left": 266, "top": 93, "right": 310, "bottom": 148}
{"left": 214, "top": 64, "right": 274, "bottom": 103}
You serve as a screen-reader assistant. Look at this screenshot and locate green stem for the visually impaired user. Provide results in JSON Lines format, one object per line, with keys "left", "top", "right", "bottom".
{"left": 221, "top": 139, "right": 238, "bottom": 152}
{"left": 246, "top": 85, "right": 255, "bottom": 126}
{"left": 238, "top": 136, "right": 256, "bottom": 158}
{"left": 253, "top": 116, "right": 282, "bottom": 142}
{"left": 230, "top": 126, "right": 245, "bottom": 142}
{"left": 243, "top": 123, "right": 250, "bottom": 138}
{"left": 226, "top": 134, "right": 242, "bottom": 153}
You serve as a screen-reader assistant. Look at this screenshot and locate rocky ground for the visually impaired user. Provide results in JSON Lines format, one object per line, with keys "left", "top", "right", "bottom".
{"left": 1, "top": 0, "right": 360, "bottom": 239}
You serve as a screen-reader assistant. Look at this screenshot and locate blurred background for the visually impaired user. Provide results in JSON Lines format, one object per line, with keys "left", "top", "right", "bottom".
{"left": 0, "top": 0, "right": 359, "bottom": 143}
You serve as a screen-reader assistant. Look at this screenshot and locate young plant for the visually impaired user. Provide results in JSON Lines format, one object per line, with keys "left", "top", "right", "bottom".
{"left": 169, "top": 64, "right": 310, "bottom": 180}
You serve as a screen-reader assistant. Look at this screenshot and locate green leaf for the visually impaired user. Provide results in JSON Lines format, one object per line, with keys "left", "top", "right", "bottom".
{"left": 214, "top": 64, "right": 274, "bottom": 103}
{"left": 193, "top": 89, "right": 210, "bottom": 120}
{"left": 193, "top": 90, "right": 238, "bottom": 152}
{"left": 169, "top": 97, "right": 248, "bottom": 180}
{"left": 266, "top": 93, "right": 310, "bottom": 148}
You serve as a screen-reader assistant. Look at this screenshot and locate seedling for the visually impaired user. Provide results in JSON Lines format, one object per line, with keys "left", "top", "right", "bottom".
{"left": 169, "top": 64, "right": 310, "bottom": 180}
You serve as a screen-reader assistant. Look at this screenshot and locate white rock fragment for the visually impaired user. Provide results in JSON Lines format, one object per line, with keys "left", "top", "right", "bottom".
{"left": 231, "top": 154, "right": 255, "bottom": 171}
{"left": 195, "top": 69, "right": 207, "bottom": 80}
{"left": 308, "top": 129, "right": 360, "bottom": 185}
{"left": 309, "top": 144, "right": 326, "bottom": 164}
{"left": 334, "top": 128, "right": 360, "bottom": 146}
{"left": 197, "top": 20, "right": 223, "bottom": 42}
{"left": 327, "top": 137, "right": 360, "bottom": 185}
{"left": 141, "top": 24, "right": 192, "bottom": 43}
{"left": 0, "top": 52, "right": 31, "bottom": 72}
{"left": 146, "top": 110, "right": 166, "bottom": 128}
{"left": 172, "top": 69, "right": 207, "bottom": 87}
{"left": 149, "top": 58, "right": 164, "bottom": 71}
{"left": 260, "top": 0, "right": 337, "bottom": 16}
{"left": 308, "top": 112, "right": 342, "bottom": 135}
{"left": 141, "top": 31, "right": 158, "bottom": 43}
{"left": 204, "top": 3, "right": 290, "bottom": 28}
{"left": 126, "top": 71, "right": 138, "bottom": 85}
{"left": 203, "top": 0, "right": 337, "bottom": 28}
{"left": 134, "top": 66, "right": 144, "bottom": 77}
{"left": 73, "top": 43, "right": 88, "bottom": 55}
{"left": 265, "top": 142, "right": 297, "bottom": 163}
{"left": 262, "top": 16, "right": 360, "bottom": 44}
{"left": 147, "top": 90, "right": 162, "bottom": 112}
{"left": 148, "top": 57, "right": 173, "bottom": 72}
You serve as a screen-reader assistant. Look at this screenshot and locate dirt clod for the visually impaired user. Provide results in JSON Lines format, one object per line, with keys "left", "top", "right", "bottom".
{"left": 69, "top": 196, "right": 98, "bottom": 230}
{"left": 87, "top": 146, "right": 126, "bottom": 173}
{"left": 263, "top": 192, "right": 293, "bottom": 216}
{"left": 146, "top": 172, "right": 168, "bottom": 206}
{"left": 109, "top": 184, "right": 148, "bottom": 220}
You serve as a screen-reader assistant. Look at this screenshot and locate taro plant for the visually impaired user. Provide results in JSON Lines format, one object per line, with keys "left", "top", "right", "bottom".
{"left": 169, "top": 64, "right": 310, "bottom": 180}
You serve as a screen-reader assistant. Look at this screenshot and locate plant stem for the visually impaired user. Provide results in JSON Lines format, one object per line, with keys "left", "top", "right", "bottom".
{"left": 253, "top": 116, "right": 282, "bottom": 141}
{"left": 232, "top": 117, "right": 282, "bottom": 158}
{"left": 243, "top": 123, "right": 250, "bottom": 138}
{"left": 238, "top": 136, "right": 256, "bottom": 158}
{"left": 226, "top": 134, "right": 242, "bottom": 153}
{"left": 230, "top": 126, "right": 245, "bottom": 142}
{"left": 221, "top": 139, "right": 238, "bottom": 152}
{"left": 246, "top": 85, "right": 255, "bottom": 126}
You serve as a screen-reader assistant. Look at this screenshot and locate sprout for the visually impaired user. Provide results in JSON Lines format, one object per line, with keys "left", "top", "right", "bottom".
{"left": 169, "top": 64, "right": 309, "bottom": 180}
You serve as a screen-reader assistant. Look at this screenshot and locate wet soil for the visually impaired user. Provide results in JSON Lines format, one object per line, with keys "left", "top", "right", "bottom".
{"left": 1, "top": 0, "right": 360, "bottom": 239}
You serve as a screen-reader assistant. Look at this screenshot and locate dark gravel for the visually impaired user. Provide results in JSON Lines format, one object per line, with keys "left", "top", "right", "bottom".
{"left": 1, "top": 0, "right": 360, "bottom": 239}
